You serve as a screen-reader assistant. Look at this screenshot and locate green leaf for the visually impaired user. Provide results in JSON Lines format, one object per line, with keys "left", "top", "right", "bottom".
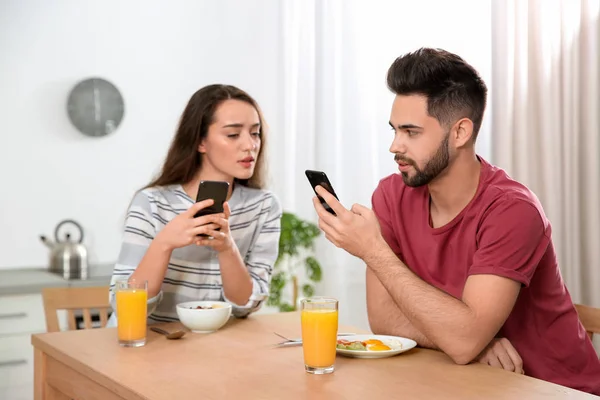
{"left": 279, "top": 303, "right": 296, "bottom": 312}
{"left": 272, "top": 211, "right": 324, "bottom": 308}
{"left": 266, "top": 294, "right": 279, "bottom": 306}
{"left": 277, "top": 212, "right": 321, "bottom": 266}
{"left": 302, "top": 284, "right": 315, "bottom": 297}
{"left": 267, "top": 271, "right": 287, "bottom": 306}
{"left": 305, "top": 257, "right": 322, "bottom": 282}
{"left": 267, "top": 286, "right": 282, "bottom": 306}
{"left": 270, "top": 271, "right": 286, "bottom": 291}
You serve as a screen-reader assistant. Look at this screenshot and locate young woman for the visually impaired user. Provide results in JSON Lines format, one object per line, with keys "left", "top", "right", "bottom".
{"left": 108, "top": 84, "right": 282, "bottom": 323}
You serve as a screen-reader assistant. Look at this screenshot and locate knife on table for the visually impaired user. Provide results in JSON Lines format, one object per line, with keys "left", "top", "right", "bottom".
{"left": 275, "top": 333, "right": 356, "bottom": 347}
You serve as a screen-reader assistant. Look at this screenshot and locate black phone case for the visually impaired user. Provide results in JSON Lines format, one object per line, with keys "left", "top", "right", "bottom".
{"left": 305, "top": 170, "right": 338, "bottom": 215}
{"left": 194, "top": 181, "right": 230, "bottom": 236}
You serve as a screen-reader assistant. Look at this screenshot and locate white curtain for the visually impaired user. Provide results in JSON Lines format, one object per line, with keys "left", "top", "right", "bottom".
{"left": 491, "top": 0, "right": 600, "bottom": 317}
{"left": 276, "top": 0, "right": 382, "bottom": 329}
{"left": 274, "top": 0, "right": 493, "bottom": 329}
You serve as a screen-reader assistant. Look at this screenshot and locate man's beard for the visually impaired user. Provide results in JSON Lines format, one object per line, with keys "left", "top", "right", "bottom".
{"left": 395, "top": 132, "right": 450, "bottom": 187}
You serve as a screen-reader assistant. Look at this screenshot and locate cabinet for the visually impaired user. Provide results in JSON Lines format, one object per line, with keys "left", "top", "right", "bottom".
{"left": 0, "top": 293, "right": 46, "bottom": 400}
{"left": 0, "top": 265, "right": 114, "bottom": 400}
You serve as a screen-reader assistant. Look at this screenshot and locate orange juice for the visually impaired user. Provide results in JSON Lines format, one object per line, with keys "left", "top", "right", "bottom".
{"left": 301, "top": 308, "right": 339, "bottom": 368}
{"left": 116, "top": 288, "right": 147, "bottom": 343}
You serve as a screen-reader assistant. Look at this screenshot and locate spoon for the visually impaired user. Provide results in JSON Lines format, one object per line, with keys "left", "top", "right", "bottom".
{"left": 151, "top": 326, "right": 186, "bottom": 340}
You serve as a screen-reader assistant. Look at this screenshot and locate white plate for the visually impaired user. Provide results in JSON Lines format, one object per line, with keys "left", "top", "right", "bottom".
{"left": 336, "top": 334, "right": 417, "bottom": 359}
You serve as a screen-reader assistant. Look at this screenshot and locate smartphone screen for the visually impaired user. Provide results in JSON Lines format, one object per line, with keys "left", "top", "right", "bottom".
{"left": 194, "top": 180, "right": 230, "bottom": 218}
{"left": 305, "top": 170, "right": 339, "bottom": 215}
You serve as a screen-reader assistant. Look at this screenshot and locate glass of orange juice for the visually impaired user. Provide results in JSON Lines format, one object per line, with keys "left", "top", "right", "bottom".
{"left": 115, "top": 279, "right": 148, "bottom": 347}
{"left": 300, "top": 297, "right": 338, "bottom": 374}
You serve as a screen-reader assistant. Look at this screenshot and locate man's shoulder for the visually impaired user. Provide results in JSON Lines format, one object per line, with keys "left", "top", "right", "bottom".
{"left": 477, "top": 159, "right": 549, "bottom": 227}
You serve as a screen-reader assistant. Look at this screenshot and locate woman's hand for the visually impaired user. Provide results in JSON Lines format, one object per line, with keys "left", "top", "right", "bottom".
{"left": 196, "top": 202, "right": 235, "bottom": 253}
{"left": 155, "top": 199, "right": 224, "bottom": 251}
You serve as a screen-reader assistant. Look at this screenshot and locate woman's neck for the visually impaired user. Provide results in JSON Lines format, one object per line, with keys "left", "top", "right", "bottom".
{"left": 182, "top": 171, "right": 235, "bottom": 201}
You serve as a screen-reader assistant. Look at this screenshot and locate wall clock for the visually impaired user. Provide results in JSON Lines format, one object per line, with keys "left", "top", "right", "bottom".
{"left": 66, "top": 77, "right": 125, "bottom": 137}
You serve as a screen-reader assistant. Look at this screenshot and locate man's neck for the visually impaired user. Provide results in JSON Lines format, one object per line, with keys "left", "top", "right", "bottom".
{"left": 428, "top": 153, "right": 481, "bottom": 226}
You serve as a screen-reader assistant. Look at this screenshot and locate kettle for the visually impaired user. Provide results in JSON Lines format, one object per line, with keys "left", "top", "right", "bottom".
{"left": 40, "top": 219, "right": 88, "bottom": 280}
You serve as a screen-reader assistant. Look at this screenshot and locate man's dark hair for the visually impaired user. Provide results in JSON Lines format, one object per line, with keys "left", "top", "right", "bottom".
{"left": 386, "top": 48, "right": 488, "bottom": 140}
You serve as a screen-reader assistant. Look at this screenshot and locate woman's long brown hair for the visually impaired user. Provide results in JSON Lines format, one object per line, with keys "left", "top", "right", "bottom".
{"left": 145, "top": 84, "right": 268, "bottom": 190}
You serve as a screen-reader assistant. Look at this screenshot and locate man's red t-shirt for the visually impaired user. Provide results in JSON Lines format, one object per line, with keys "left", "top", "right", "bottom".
{"left": 371, "top": 156, "right": 600, "bottom": 395}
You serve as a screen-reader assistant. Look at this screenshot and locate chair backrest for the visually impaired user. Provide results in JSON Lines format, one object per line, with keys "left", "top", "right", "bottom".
{"left": 42, "top": 286, "right": 111, "bottom": 332}
{"left": 574, "top": 303, "right": 600, "bottom": 339}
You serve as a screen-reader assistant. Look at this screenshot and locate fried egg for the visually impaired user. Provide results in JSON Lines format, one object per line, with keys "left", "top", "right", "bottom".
{"left": 363, "top": 339, "right": 384, "bottom": 346}
{"left": 367, "top": 343, "right": 391, "bottom": 351}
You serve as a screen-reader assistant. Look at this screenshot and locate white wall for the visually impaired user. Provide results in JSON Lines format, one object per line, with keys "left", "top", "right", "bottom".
{"left": 0, "top": 0, "right": 493, "bottom": 332}
{"left": 0, "top": 0, "right": 492, "bottom": 283}
{"left": 0, "top": 0, "right": 283, "bottom": 269}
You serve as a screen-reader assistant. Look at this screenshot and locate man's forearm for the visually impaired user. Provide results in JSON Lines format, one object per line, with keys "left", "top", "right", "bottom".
{"left": 369, "top": 304, "right": 438, "bottom": 349}
{"left": 366, "top": 269, "right": 437, "bottom": 349}
{"left": 364, "top": 244, "right": 485, "bottom": 364}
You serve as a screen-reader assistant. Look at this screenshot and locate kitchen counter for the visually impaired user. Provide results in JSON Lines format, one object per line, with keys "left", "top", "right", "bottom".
{"left": 0, "top": 263, "right": 114, "bottom": 295}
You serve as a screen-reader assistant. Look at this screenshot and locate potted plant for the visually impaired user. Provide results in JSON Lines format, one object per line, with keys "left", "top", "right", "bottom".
{"left": 267, "top": 212, "right": 323, "bottom": 312}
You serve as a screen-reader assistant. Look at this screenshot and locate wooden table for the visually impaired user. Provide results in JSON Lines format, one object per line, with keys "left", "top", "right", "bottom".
{"left": 31, "top": 312, "right": 596, "bottom": 399}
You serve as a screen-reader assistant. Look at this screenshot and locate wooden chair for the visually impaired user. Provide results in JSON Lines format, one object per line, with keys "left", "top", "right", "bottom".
{"left": 574, "top": 303, "right": 600, "bottom": 340}
{"left": 42, "top": 286, "right": 111, "bottom": 332}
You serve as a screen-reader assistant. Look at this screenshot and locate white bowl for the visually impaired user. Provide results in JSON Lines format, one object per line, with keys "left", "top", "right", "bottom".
{"left": 176, "top": 301, "right": 232, "bottom": 333}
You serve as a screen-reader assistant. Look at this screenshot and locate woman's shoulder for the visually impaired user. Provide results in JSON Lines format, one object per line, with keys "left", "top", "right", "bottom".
{"left": 130, "top": 185, "right": 188, "bottom": 210}
{"left": 236, "top": 185, "right": 281, "bottom": 209}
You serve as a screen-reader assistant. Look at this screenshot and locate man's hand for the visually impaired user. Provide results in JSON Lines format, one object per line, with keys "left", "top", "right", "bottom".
{"left": 312, "top": 185, "right": 386, "bottom": 260}
{"left": 475, "top": 338, "right": 524, "bottom": 374}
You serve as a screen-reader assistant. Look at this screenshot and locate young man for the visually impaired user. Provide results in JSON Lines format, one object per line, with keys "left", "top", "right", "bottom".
{"left": 311, "top": 48, "right": 600, "bottom": 395}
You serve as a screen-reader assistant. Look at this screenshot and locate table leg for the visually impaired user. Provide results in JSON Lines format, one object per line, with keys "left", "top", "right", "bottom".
{"left": 46, "top": 385, "right": 70, "bottom": 400}
{"left": 34, "top": 348, "right": 45, "bottom": 400}
{"left": 34, "top": 348, "right": 70, "bottom": 400}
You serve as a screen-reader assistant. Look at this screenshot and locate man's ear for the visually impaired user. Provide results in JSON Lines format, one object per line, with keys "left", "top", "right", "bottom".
{"left": 453, "top": 118, "right": 475, "bottom": 147}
